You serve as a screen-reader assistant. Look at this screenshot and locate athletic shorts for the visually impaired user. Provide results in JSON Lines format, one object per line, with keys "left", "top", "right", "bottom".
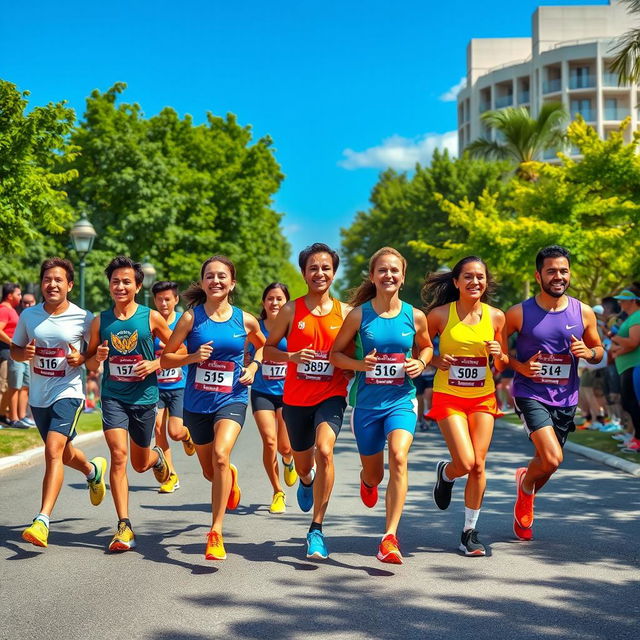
{"left": 31, "top": 398, "right": 84, "bottom": 441}
{"left": 513, "top": 396, "right": 577, "bottom": 447}
{"left": 282, "top": 395, "right": 347, "bottom": 452}
{"left": 427, "top": 391, "right": 502, "bottom": 421}
{"left": 158, "top": 388, "right": 184, "bottom": 418}
{"left": 351, "top": 401, "right": 417, "bottom": 456}
{"left": 183, "top": 403, "right": 247, "bottom": 445}
{"left": 102, "top": 396, "right": 157, "bottom": 448}
{"left": 414, "top": 375, "right": 434, "bottom": 395}
{"left": 8, "top": 358, "right": 29, "bottom": 389}
{"left": 251, "top": 389, "right": 283, "bottom": 413}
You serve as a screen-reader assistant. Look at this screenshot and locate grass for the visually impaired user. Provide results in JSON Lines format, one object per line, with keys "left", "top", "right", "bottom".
{"left": 0, "top": 411, "right": 102, "bottom": 458}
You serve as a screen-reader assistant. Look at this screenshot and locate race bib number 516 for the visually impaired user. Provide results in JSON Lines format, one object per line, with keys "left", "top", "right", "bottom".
{"left": 365, "top": 353, "right": 405, "bottom": 386}
{"left": 34, "top": 347, "right": 66, "bottom": 378}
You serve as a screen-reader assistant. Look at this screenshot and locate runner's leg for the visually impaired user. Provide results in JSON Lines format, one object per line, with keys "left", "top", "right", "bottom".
{"left": 437, "top": 414, "right": 475, "bottom": 480}
{"left": 524, "top": 426, "right": 563, "bottom": 493}
{"left": 465, "top": 412, "right": 494, "bottom": 509}
{"left": 385, "top": 429, "right": 413, "bottom": 536}
{"left": 254, "top": 409, "right": 283, "bottom": 494}
{"left": 105, "top": 428, "right": 130, "bottom": 520}
{"left": 311, "top": 422, "right": 337, "bottom": 525}
{"left": 211, "top": 419, "right": 242, "bottom": 532}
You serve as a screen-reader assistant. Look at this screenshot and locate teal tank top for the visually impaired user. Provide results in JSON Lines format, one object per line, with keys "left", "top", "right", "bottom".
{"left": 100, "top": 305, "right": 158, "bottom": 405}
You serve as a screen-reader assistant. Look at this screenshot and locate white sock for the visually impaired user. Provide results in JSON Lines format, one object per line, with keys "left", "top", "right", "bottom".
{"left": 442, "top": 463, "right": 454, "bottom": 484}
{"left": 35, "top": 513, "right": 50, "bottom": 528}
{"left": 86, "top": 462, "right": 96, "bottom": 481}
{"left": 463, "top": 507, "right": 480, "bottom": 532}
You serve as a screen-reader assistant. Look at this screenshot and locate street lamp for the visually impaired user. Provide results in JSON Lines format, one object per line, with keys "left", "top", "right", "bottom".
{"left": 69, "top": 218, "right": 97, "bottom": 309}
{"left": 141, "top": 257, "right": 156, "bottom": 306}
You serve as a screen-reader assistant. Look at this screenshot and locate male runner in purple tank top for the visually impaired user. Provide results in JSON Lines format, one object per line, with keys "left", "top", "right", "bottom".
{"left": 505, "top": 246, "right": 603, "bottom": 541}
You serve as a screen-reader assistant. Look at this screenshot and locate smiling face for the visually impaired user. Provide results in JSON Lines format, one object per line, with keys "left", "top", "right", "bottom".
{"left": 202, "top": 260, "right": 235, "bottom": 302}
{"left": 303, "top": 252, "right": 335, "bottom": 294}
{"left": 154, "top": 290, "right": 179, "bottom": 319}
{"left": 536, "top": 257, "right": 570, "bottom": 299}
{"left": 370, "top": 253, "right": 405, "bottom": 296}
{"left": 262, "top": 287, "right": 287, "bottom": 319}
{"left": 41, "top": 267, "right": 72, "bottom": 305}
{"left": 454, "top": 261, "right": 487, "bottom": 301}
{"left": 109, "top": 267, "right": 141, "bottom": 305}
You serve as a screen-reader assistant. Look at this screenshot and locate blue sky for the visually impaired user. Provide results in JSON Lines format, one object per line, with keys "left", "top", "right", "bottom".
{"left": 1, "top": 0, "right": 606, "bottom": 260}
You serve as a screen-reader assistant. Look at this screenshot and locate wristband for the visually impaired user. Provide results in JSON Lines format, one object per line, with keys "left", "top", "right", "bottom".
{"left": 417, "top": 358, "right": 427, "bottom": 369}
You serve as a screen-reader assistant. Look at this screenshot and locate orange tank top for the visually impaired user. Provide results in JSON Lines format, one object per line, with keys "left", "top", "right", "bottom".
{"left": 283, "top": 297, "right": 348, "bottom": 406}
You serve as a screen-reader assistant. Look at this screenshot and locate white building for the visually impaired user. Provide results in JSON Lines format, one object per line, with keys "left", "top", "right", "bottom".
{"left": 457, "top": 0, "right": 640, "bottom": 157}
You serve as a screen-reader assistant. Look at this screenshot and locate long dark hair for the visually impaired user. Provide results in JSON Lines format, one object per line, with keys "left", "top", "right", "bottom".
{"left": 259, "top": 282, "right": 290, "bottom": 319}
{"left": 348, "top": 247, "right": 407, "bottom": 308}
{"left": 182, "top": 255, "right": 237, "bottom": 308}
{"left": 421, "top": 256, "right": 495, "bottom": 313}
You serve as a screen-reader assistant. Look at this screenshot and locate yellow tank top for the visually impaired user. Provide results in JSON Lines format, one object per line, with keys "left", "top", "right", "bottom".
{"left": 433, "top": 302, "right": 496, "bottom": 398}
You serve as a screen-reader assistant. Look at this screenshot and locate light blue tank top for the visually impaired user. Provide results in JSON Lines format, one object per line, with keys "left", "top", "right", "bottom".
{"left": 349, "top": 300, "right": 416, "bottom": 410}
{"left": 250, "top": 318, "right": 287, "bottom": 397}
{"left": 154, "top": 313, "right": 187, "bottom": 391}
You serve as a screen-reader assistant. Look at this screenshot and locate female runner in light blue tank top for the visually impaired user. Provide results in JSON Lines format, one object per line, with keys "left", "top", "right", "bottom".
{"left": 331, "top": 247, "right": 432, "bottom": 565}
{"left": 161, "top": 255, "right": 265, "bottom": 561}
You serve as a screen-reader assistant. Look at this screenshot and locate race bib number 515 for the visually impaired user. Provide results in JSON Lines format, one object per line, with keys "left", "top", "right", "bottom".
{"left": 195, "top": 360, "right": 234, "bottom": 393}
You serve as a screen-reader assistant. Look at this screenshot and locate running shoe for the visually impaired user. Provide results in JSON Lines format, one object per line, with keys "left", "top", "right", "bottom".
{"left": 8, "top": 419, "right": 30, "bottom": 429}
{"left": 108, "top": 522, "right": 136, "bottom": 552}
{"left": 152, "top": 446, "right": 171, "bottom": 484}
{"left": 433, "top": 460, "right": 454, "bottom": 510}
{"left": 159, "top": 473, "right": 180, "bottom": 493}
{"left": 22, "top": 519, "right": 49, "bottom": 548}
{"left": 205, "top": 530, "right": 226, "bottom": 560}
{"left": 599, "top": 423, "right": 622, "bottom": 433}
{"left": 514, "top": 467, "right": 535, "bottom": 529}
{"left": 269, "top": 491, "right": 286, "bottom": 514}
{"left": 360, "top": 477, "right": 378, "bottom": 508}
{"left": 21, "top": 416, "right": 36, "bottom": 427}
{"left": 376, "top": 533, "right": 403, "bottom": 564}
{"left": 297, "top": 469, "right": 315, "bottom": 513}
{"left": 513, "top": 519, "right": 533, "bottom": 541}
{"left": 282, "top": 457, "right": 298, "bottom": 487}
{"left": 88, "top": 456, "right": 107, "bottom": 506}
{"left": 459, "top": 528, "right": 486, "bottom": 556}
{"left": 612, "top": 432, "right": 632, "bottom": 443}
{"left": 182, "top": 429, "right": 196, "bottom": 456}
{"left": 306, "top": 530, "right": 329, "bottom": 559}
{"left": 227, "top": 463, "right": 241, "bottom": 510}
{"left": 622, "top": 437, "right": 640, "bottom": 453}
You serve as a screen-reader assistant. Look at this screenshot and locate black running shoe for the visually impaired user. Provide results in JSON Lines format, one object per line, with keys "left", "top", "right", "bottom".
{"left": 433, "top": 460, "right": 454, "bottom": 510}
{"left": 459, "top": 529, "right": 486, "bottom": 556}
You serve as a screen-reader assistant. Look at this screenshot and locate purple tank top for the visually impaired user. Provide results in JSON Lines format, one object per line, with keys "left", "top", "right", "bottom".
{"left": 512, "top": 296, "right": 583, "bottom": 407}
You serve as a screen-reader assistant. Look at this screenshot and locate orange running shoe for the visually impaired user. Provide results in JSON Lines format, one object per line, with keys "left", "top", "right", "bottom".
{"left": 513, "top": 519, "right": 533, "bottom": 541}
{"left": 514, "top": 467, "right": 535, "bottom": 529}
{"left": 205, "top": 530, "right": 226, "bottom": 560}
{"left": 376, "top": 534, "right": 403, "bottom": 564}
{"left": 226, "top": 464, "right": 241, "bottom": 510}
{"left": 360, "top": 477, "right": 378, "bottom": 508}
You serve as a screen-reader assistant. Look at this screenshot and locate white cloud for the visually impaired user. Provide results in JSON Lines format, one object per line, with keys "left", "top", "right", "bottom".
{"left": 439, "top": 76, "right": 467, "bottom": 102}
{"left": 339, "top": 131, "right": 458, "bottom": 171}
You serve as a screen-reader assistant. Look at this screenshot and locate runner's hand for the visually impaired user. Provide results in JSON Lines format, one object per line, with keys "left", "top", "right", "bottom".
{"left": 523, "top": 350, "right": 542, "bottom": 377}
{"left": 66, "top": 343, "right": 84, "bottom": 367}
{"left": 96, "top": 340, "right": 109, "bottom": 363}
{"left": 362, "top": 348, "right": 377, "bottom": 372}
{"left": 238, "top": 366, "right": 254, "bottom": 385}
{"left": 437, "top": 353, "right": 456, "bottom": 371}
{"left": 192, "top": 341, "right": 213, "bottom": 363}
{"left": 569, "top": 334, "right": 591, "bottom": 359}
{"left": 484, "top": 340, "right": 503, "bottom": 358}
{"left": 134, "top": 359, "right": 159, "bottom": 378}
{"left": 290, "top": 343, "right": 315, "bottom": 364}
{"left": 404, "top": 358, "right": 424, "bottom": 379}
{"left": 24, "top": 339, "right": 36, "bottom": 361}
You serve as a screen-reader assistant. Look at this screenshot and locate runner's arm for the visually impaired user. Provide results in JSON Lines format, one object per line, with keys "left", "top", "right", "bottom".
{"left": 426, "top": 307, "right": 455, "bottom": 370}
{"left": 504, "top": 303, "right": 535, "bottom": 377}
{"left": 405, "top": 309, "right": 433, "bottom": 378}
{"left": 134, "top": 310, "right": 186, "bottom": 377}
{"left": 264, "top": 301, "right": 295, "bottom": 363}
{"left": 160, "top": 310, "right": 202, "bottom": 368}
{"left": 239, "top": 313, "right": 265, "bottom": 384}
{"left": 9, "top": 315, "right": 31, "bottom": 361}
{"left": 330, "top": 307, "right": 368, "bottom": 371}
{"left": 570, "top": 305, "right": 604, "bottom": 363}
{"left": 487, "top": 308, "right": 509, "bottom": 372}
{"left": 84, "top": 316, "right": 107, "bottom": 372}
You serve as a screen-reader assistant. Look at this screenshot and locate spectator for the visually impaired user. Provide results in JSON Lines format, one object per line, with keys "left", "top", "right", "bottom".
{"left": 21, "top": 292, "right": 36, "bottom": 310}
{"left": 0, "top": 283, "right": 22, "bottom": 427}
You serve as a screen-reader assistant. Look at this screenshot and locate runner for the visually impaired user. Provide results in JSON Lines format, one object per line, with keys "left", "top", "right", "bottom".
{"left": 423, "top": 256, "right": 508, "bottom": 556}
{"left": 152, "top": 280, "right": 196, "bottom": 494}
{"left": 250, "top": 282, "right": 297, "bottom": 514}
{"left": 161, "top": 255, "right": 265, "bottom": 561}
{"left": 264, "top": 242, "right": 349, "bottom": 560}
{"left": 85, "top": 256, "right": 181, "bottom": 552}
{"left": 331, "top": 247, "right": 432, "bottom": 564}
{"left": 506, "top": 245, "right": 603, "bottom": 541}
{"left": 10, "top": 258, "right": 106, "bottom": 548}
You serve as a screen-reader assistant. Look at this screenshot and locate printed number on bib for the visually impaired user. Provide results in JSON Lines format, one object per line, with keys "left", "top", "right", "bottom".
{"left": 34, "top": 347, "right": 66, "bottom": 378}
{"left": 195, "top": 360, "right": 234, "bottom": 393}
{"left": 263, "top": 360, "right": 286, "bottom": 381}
{"left": 109, "top": 354, "right": 143, "bottom": 382}
{"left": 297, "top": 351, "right": 334, "bottom": 382}
{"left": 155, "top": 350, "right": 182, "bottom": 384}
{"left": 532, "top": 353, "right": 571, "bottom": 385}
{"left": 448, "top": 356, "right": 487, "bottom": 388}
{"left": 366, "top": 353, "right": 405, "bottom": 386}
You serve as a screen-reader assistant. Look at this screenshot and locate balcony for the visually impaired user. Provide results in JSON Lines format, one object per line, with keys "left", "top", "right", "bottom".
{"left": 479, "top": 101, "right": 491, "bottom": 113}
{"left": 543, "top": 78, "right": 561, "bottom": 94}
{"left": 602, "top": 71, "right": 620, "bottom": 87}
{"left": 569, "top": 74, "right": 595, "bottom": 89}
{"left": 518, "top": 90, "right": 530, "bottom": 104}
{"left": 571, "top": 109, "right": 595, "bottom": 121}
{"left": 495, "top": 95, "right": 513, "bottom": 109}
{"left": 604, "top": 107, "right": 629, "bottom": 120}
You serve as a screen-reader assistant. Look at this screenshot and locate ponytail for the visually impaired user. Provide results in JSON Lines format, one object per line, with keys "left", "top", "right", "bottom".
{"left": 182, "top": 283, "right": 207, "bottom": 308}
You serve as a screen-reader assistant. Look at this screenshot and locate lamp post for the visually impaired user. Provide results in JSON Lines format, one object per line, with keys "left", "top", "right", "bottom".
{"left": 141, "top": 257, "right": 156, "bottom": 307}
{"left": 69, "top": 218, "right": 97, "bottom": 309}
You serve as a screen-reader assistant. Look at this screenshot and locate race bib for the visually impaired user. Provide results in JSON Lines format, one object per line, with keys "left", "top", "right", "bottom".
{"left": 155, "top": 350, "right": 183, "bottom": 384}
{"left": 297, "top": 351, "right": 334, "bottom": 381}
{"left": 195, "top": 360, "right": 234, "bottom": 393}
{"left": 109, "top": 354, "right": 143, "bottom": 382}
{"left": 262, "top": 360, "right": 287, "bottom": 381}
{"left": 365, "top": 353, "right": 405, "bottom": 386}
{"left": 448, "top": 356, "right": 487, "bottom": 388}
{"left": 34, "top": 347, "right": 66, "bottom": 378}
{"left": 532, "top": 353, "right": 572, "bottom": 385}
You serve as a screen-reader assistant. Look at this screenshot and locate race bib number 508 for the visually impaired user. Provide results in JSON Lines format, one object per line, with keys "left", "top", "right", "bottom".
{"left": 448, "top": 356, "right": 487, "bottom": 388}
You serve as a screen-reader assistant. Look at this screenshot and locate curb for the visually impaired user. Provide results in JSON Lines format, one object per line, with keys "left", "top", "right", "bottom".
{"left": 498, "top": 418, "right": 640, "bottom": 478}
{"left": 0, "top": 429, "right": 104, "bottom": 474}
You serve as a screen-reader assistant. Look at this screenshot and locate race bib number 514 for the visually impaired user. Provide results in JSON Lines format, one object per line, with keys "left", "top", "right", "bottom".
{"left": 532, "top": 353, "right": 572, "bottom": 385}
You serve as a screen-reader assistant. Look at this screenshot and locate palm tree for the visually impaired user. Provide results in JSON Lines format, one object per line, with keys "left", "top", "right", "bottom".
{"left": 610, "top": 0, "right": 640, "bottom": 84}
{"left": 466, "top": 102, "right": 568, "bottom": 180}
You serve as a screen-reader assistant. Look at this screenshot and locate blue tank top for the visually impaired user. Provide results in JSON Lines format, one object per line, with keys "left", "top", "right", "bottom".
{"left": 512, "top": 296, "right": 582, "bottom": 407}
{"left": 185, "top": 305, "right": 248, "bottom": 413}
{"left": 251, "top": 318, "right": 287, "bottom": 396}
{"left": 154, "top": 313, "right": 187, "bottom": 391}
{"left": 349, "top": 300, "right": 416, "bottom": 410}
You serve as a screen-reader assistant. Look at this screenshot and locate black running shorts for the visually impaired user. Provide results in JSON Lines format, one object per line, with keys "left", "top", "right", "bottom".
{"left": 282, "top": 395, "right": 346, "bottom": 452}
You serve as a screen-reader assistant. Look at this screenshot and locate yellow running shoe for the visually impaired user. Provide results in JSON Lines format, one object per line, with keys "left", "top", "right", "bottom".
{"left": 159, "top": 473, "right": 180, "bottom": 494}
{"left": 182, "top": 428, "right": 196, "bottom": 456}
{"left": 282, "top": 457, "right": 298, "bottom": 487}
{"left": 205, "top": 530, "right": 226, "bottom": 560}
{"left": 88, "top": 456, "right": 107, "bottom": 506}
{"left": 108, "top": 521, "right": 136, "bottom": 552}
{"left": 152, "top": 446, "right": 171, "bottom": 484}
{"left": 269, "top": 491, "right": 286, "bottom": 514}
{"left": 22, "top": 519, "right": 49, "bottom": 548}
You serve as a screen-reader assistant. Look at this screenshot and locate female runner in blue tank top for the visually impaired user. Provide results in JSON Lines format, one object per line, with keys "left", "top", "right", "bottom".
{"left": 161, "top": 256, "right": 265, "bottom": 561}
{"left": 331, "top": 247, "right": 432, "bottom": 564}
{"left": 250, "top": 283, "right": 297, "bottom": 515}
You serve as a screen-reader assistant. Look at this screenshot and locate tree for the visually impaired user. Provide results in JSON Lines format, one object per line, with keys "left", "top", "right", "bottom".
{"left": 610, "top": 0, "right": 640, "bottom": 85}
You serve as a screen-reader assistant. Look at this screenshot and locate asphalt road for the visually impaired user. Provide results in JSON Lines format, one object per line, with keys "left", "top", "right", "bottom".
{"left": 1, "top": 412, "right": 638, "bottom": 640}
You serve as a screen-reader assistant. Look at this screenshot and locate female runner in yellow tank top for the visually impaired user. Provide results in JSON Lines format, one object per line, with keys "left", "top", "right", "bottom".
{"left": 422, "top": 256, "right": 508, "bottom": 556}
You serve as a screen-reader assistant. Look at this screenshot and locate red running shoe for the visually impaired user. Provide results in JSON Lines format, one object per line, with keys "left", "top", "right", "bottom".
{"left": 360, "top": 478, "right": 378, "bottom": 508}
{"left": 227, "top": 464, "right": 241, "bottom": 510}
{"left": 514, "top": 467, "right": 535, "bottom": 529}
{"left": 513, "top": 519, "right": 533, "bottom": 541}
{"left": 377, "top": 534, "right": 403, "bottom": 564}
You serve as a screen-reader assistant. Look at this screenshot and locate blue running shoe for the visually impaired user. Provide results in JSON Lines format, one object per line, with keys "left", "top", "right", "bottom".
{"left": 306, "top": 530, "right": 329, "bottom": 559}
{"left": 297, "top": 469, "right": 315, "bottom": 513}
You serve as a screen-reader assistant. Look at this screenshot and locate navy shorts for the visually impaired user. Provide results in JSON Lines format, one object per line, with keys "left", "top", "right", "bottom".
{"left": 158, "top": 388, "right": 184, "bottom": 418}
{"left": 102, "top": 396, "right": 157, "bottom": 448}
{"left": 31, "top": 398, "right": 84, "bottom": 441}
{"left": 351, "top": 401, "right": 417, "bottom": 456}
{"left": 251, "top": 389, "right": 284, "bottom": 413}
{"left": 282, "top": 395, "right": 346, "bottom": 452}
{"left": 414, "top": 375, "right": 434, "bottom": 395}
{"left": 183, "top": 403, "right": 247, "bottom": 445}
{"left": 514, "top": 397, "right": 577, "bottom": 447}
